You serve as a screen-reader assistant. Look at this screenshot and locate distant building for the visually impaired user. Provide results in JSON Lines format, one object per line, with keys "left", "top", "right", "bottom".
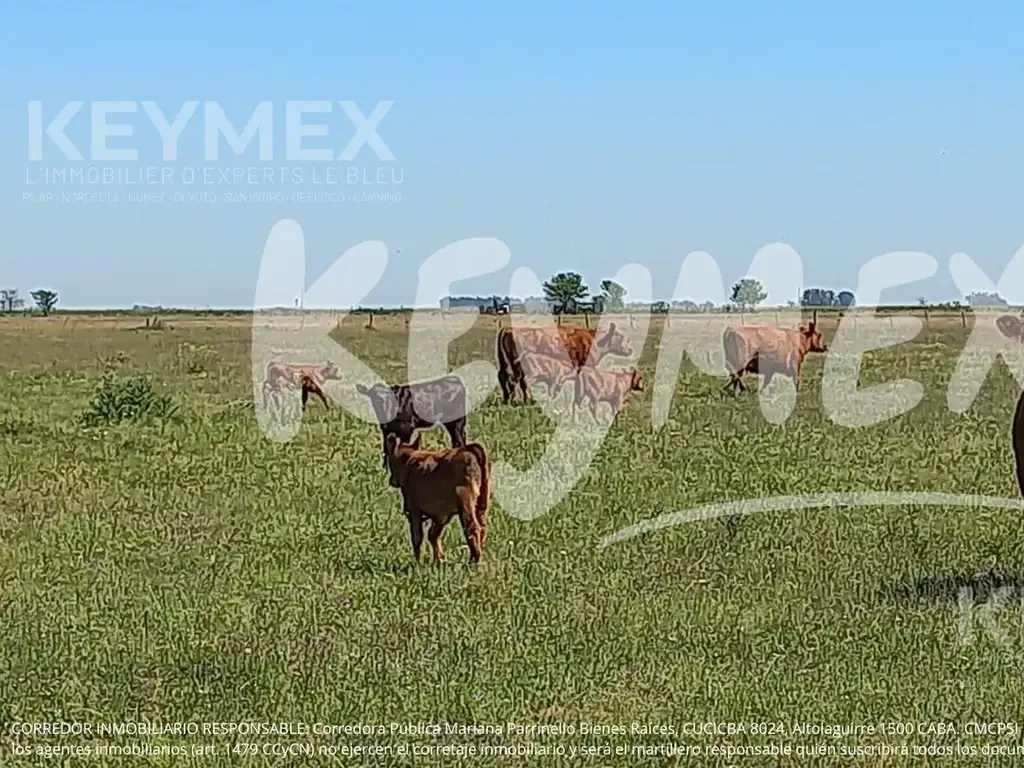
{"left": 440, "top": 295, "right": 512, "bottom": 313}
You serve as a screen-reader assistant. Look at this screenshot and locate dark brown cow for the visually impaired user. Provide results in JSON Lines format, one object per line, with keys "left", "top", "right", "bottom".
{"left": 997, "top": 314, "right": 1024, "bottom": 343}
{"left": 496, "top": 322, "right": 632, "bottom": 405}
{"left": 574, "top": 367, "right": 644, "bottom": 419}
{"left": 356, "top": 374, "right": 469, "bottom": 468}
{"left": 518, "top": 352, "right": 578, "bottom": 398}
{"left": 263, "top": 361, "right": 341, "bottom": 410}
{"left": 997, "top": 314, "right": 1024, "bottom": 497}
{"left": 723, "top": 323, "right": 827, "bottom": 394}
{"left": 385, "top": 434, "right": 490, "bottom": 565}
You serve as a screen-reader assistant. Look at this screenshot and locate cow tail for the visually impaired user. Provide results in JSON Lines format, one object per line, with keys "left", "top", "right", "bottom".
{"left": 498, "top": 328, "right": 522, "bottom": 379}
{"left": 464, "top": 442, "right": 490, "bottom": 527}
{"left": 496, "top": 328, "right": 506, "bottom": 374}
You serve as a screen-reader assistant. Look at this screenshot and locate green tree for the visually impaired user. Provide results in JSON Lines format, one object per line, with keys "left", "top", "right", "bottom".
{"left": 0, "top": 289, "right": 23, "bottom": 313}
{"left": 730, "top": 278, "right": 767, "bottom": 310}
{"left": 599, "top": 279, "right": 626, "bottom": 312}
{"left": 543, "top": 272, "right": 589, "bottom": 314}
{"left": 31, "top": 288, "right": 58, "bottom": 316}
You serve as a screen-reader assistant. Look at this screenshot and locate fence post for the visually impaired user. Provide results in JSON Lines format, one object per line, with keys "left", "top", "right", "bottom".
{"left": 812, "top": 309, "right": 818, "bottom": 326}
{"left": 584, "top": 312, "right": 590, "bottom": 329}
{"left": 629, "top": 314, "right": 636, "bottom": 329}
{"left": 557, "top": 314, "right": 562, "bottom": 326}
{"left": 367, "top": 313, "right": 374, "bottom": 330}
{"left": 961, "top": 308, "right": 966, "bottom": 328}
{"left": 923, "top": 307, "right": 929, "bottom": 327}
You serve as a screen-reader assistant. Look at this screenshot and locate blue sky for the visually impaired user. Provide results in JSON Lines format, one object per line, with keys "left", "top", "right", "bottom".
{"left": 3, "top": 1, "right": 1024, "bottom": 308}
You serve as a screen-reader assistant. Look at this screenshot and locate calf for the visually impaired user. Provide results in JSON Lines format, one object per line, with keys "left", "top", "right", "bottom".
{"left": 356, "top": 374, "right": 469, "bottom": 468}
{"left": 496, "top": 322, "right": 632, "bottom": 404}
{"left": 722, "top": 322, "right": 827, "bottom": 394}
{"left": 574, "top": 367, "right": 644, "bottom": 419}
{"left": 517, "top": 352, "right": 577, "bottom": 399}
{"left": 263, "top": 361, "right": 341, "bottom": 410}
{"left": 385, "top": 434, "right": 490, "bottom": 565}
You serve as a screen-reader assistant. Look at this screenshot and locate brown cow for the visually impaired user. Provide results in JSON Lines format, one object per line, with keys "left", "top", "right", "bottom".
{"left": 263, "top": 361, "right": 341, "bottom": 410}
{"left": 384, "top": 433, "right": 490, "bottom": 565}
{"left": 517, "top": 352, "right": 578, "bottom": 399}
{"left": 723, "top": 323, "right": 827, "bottom": 394}
{"left": 997, "top": 314, "right": 1024, "bottom": 343}
{"left": 574, "top": 367, "right": 644, "bottom": 419}
{"left": 496, "top": 322, "right": 632, "bottom": 405}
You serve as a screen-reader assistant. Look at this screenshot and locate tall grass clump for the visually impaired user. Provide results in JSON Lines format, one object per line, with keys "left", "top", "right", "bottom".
{"left": 81, "top": 366, "right": 179, "bottom": 427}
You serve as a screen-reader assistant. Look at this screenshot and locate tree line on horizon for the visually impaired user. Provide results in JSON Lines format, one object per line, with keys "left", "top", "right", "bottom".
{"left": 444, "top": 273, "right": 1017, "bottom": 315}
{"left": 0, "top": 279, "right": 1012, "bottom": 317}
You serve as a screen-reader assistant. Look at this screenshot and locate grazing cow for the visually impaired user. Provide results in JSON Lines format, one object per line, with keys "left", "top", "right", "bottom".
{"left": 384, "top": 433, "right": 490, "bottom": 565}
{"left": 517, "top": 352, "right": 578, "bottom": 399}
{"left": 263, "top": 361, "right": 341, "bottom": 410}
{"left": 356, "top": 375, "right": 469, "bottom": 468}
{"left": 997, "top": 314, "right": 1024, "bottom": 343}
{"left": 723, "top": 323, "right": 828, "bottom": 394}
{"left": 496, "top": 322, "right": 632, "bottom": 404}
{"left": 574, "top": 367, "right": 644, "bottom": 419}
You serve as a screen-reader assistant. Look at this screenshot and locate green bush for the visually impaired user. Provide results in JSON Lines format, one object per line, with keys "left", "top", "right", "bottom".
{"left": 81, "top": 369, "right": 178, "bottom": 427}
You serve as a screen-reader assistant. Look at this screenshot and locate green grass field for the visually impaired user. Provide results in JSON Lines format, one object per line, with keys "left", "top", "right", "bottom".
{"left": 3, "top": 310, "right": 1024, "bottom": 766}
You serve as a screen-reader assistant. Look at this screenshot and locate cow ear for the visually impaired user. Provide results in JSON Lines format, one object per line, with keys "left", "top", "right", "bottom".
{"left": 385, "top": 433, "right": 399, "bottom": 454}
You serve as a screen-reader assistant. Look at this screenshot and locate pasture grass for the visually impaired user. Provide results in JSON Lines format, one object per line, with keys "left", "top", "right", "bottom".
{"left": 2, "top": 310, "right": 1024, "bottom": 766}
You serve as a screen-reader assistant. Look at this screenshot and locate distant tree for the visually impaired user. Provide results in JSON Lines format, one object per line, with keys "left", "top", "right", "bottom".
{"left": 801, "top": 288, "right": 837, "bottom": 307}
{"left": 599, "top": 280, "right": 626, "bottom": 312}
{"left": 966, "top": 290, "right": 1007, "bottom": 307}
{"left": 651, "top": 301, "right": 669, "bottom": 314}
{"left": 730, "top": 278, "right": 767, "bottom": 310}
{"left": 700, "top": 300, "right": 716, "bottom": 312}
{"left": 0, "top": 289, "right": 23, "bottom": 313}
{"left": 837, "top": 290, "right": 856, "bottom": 307}
{"left": 30, "top": 288, "right": 58, "bottom": 316}
{"left": 918, "top": 296, "right": 928, "bottom": 306}
{"left": 675, "top": 300, "right": 698, "bottom": 312}
{"left": 543, "top": 272, "right": 589, "bottom": 314}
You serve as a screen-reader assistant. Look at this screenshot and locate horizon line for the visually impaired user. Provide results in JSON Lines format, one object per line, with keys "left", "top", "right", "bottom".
{"left": 28, "top": 303, "right": 1023, "bottom": 313}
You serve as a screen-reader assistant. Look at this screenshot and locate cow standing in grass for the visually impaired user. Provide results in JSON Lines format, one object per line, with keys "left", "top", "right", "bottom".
{"left": 574, "top": 366, "right": 645, "bottom": 420}
{"left": 496, "top": 322, "right": 633, "bottom": 405}
{"left": 997, "top": 314, "right": 1024, "bottom": 342}
{"left": 263, "top": 361, "right": 341, "bottom": 410}
{"left": 722, "top": 323, "right": 827, "bottom": 394}
{"left": 384, "top": 434, "right": 490, "bottom": 565}
{"left": 517, "top": 352, "right": 578, "bottom": 400}
{"left": 995, "top": 314, "right": 1024, "bottom": 497}
{"left": 356, "top": 375, "right": 469, "bottom": 468}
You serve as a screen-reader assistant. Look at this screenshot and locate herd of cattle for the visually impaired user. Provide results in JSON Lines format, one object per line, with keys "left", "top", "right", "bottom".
{"left": 261, "top": 319, "right": 831, "bottom": 564}
{"left": 261, "top": 314, "right": 1024, "bottom": 564}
